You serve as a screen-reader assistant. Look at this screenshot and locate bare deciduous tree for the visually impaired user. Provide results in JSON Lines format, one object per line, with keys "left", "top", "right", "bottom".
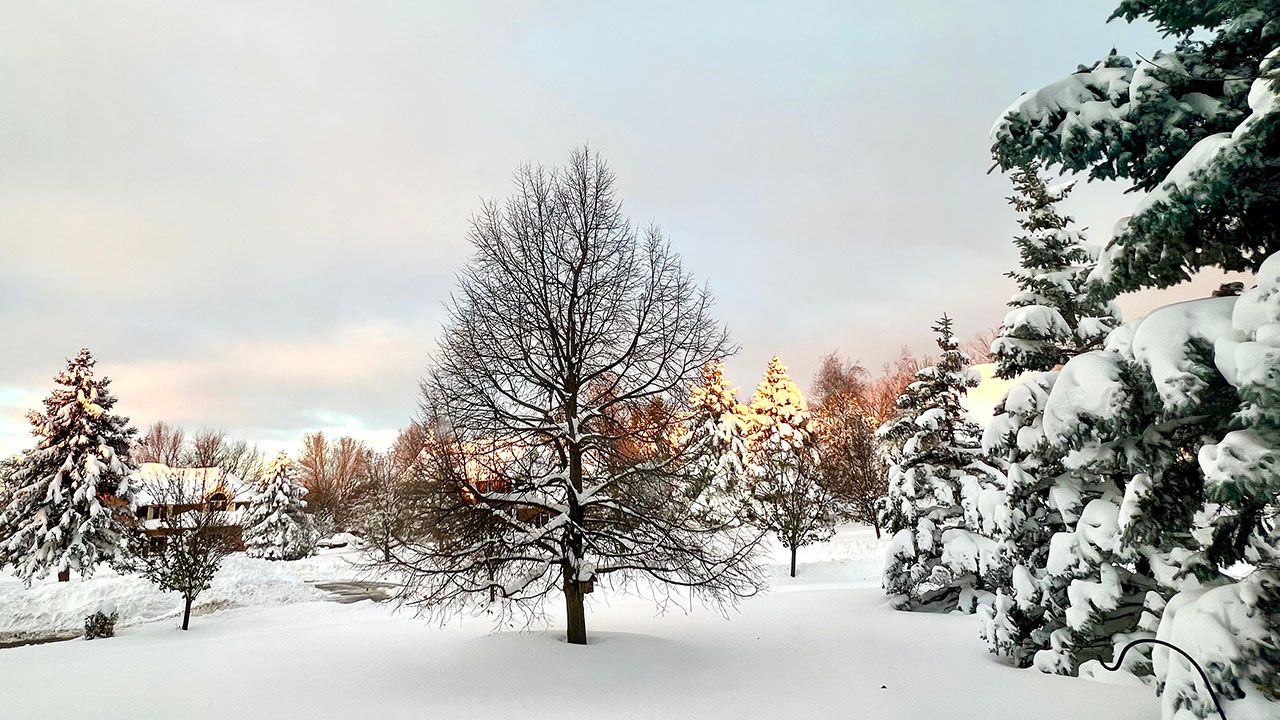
{"left": 126, "top": 468, "right": 238, "bottom": 631}
{"left": 964, "top": 327, "right": 1000, "bottom": 365}
{"left": 810, "top": 353, "right": 888, "bottom": 537}
{"left": 132, "top": 421, "right": 187, "bottom": 466}
{"left": 188, "top": 429, "right": 265, "bottom": 482}
{"left": 353, "top": 445, "right": 427, "bottom": 561}
{"left": 389, "top": 148, "right": 763, "bottom": 645}
{"left": 131, "top": 423, "right": 264, "bottom": 483}
{"left": 297, "top": 432, "right": 371, "bottom": 534}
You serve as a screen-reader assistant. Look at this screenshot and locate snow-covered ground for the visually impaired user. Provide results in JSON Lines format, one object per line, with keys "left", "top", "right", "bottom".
{"left": 0, "top": 547, "right": 364, "bottom": 643}
{"left": 0, "top": 526, "right": 1157, "bottom": 720}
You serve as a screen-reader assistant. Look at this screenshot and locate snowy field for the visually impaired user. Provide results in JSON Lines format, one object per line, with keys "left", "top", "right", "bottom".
{"left": 0, "top": 526, "right": 1157, "bottom": 720}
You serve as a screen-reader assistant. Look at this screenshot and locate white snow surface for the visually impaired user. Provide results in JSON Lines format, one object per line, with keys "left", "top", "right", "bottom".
{"left": 0, "top": 526, "right": 1159, "bottom": 720}
{"left": 1042, "top": 351, "right": 1129, "bottom": 444}
{"left": 0, "top": 548, "right": 359, "bottom": 641}
{"left": 1130, "top": 296, "right": 1237, "bottom": 412}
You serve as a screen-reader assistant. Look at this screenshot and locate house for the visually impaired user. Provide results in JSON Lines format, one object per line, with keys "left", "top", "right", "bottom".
{"left": 131, "top": 463, "right": 257, "bottom": 552}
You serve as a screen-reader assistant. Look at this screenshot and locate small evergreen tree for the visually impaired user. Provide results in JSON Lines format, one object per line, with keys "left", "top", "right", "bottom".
{"left": 991, "top": 164, "right": 1119, "bottom": 379}
{"left": 743, "top": 356, "right": 835, "bottom": 577}
{"left": 243, "top": 453, "right": 317, "bottom": 561}
{"left": 0, "top": 349, "right": 136, "bottom": 582}
{"left": 879, "top": 317, "right": 998, "bottom": 611}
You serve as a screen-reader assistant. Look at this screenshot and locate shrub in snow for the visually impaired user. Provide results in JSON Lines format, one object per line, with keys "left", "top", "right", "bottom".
{"left": 742, "top": 356, "right": 836, "bottom": 577}
{"left": 878, "top": 316, "right": 1000, "bottom": 611}
{"left": 84, "top": 603, "right": 118, "bottom": 640}
{"left": 351, "top": 449, "right": 415, "bottom": 562}
{"left": 127, "top": 468, "right": 240, "bottom": 630}
{"left": 243, "top": 453, "right": 318, "bottom": 561}
{"left": 0, "top": 349, "right": 137, "bottom": 582}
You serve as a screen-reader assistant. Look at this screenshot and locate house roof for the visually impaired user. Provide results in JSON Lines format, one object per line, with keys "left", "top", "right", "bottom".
{"left": 132, "top": 463, "right": 256, "bottom": 506}
{"left": 139, "top": 507, "right": 247, "bottom": 531}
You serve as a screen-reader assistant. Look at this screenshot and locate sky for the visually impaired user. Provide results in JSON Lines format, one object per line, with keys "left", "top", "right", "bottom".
{"left": 0, "top": 1, "right": 1211, "bottom": 455}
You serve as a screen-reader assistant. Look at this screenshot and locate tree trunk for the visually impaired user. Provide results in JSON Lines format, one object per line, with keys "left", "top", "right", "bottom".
{"left": 872, "top": 515, "right": 882, "bottom": 539}
{"left": 564, "top": 399, "right": 588, "bottom": 646}
{"left": 182, "top": 595, "right": 193, "bottom": 631}
{"left": 790, "top": 546, "right": 797, "bottom": 578}
{"left": 57, "top": 568, "right": 70, "bottom": 583}
{"left": 564, "top": 565, "right": 587, "bottom": 645}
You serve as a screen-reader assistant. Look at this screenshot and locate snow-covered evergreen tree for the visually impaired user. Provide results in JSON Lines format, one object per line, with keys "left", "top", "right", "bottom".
{"left": 243, "top": 452, "right": 317, "bottom": 561}
{"left": 683, "top": 359, "right": 751, "bottom": 519}
{"left": 879, "top": 316, "right": 1000, "bottom": 612}
{"left": 743, "top": 356, "right": 835, "bottom": 577}
{"left": 989, "top": 5, "right": 1280, "bottom": 715}
{"left": 991, "top": 164, "right": 1119, "bottom": 379}
{"left": 981, "top": 165, "right": 1122, "bottom": 665}
{"left": 0, "top": 349, "right": 136, "bottom": 582}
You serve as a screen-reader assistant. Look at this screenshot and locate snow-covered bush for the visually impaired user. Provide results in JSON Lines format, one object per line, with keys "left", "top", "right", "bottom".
{"left": 83, "top": 604, "right": 118, "bottom": 640}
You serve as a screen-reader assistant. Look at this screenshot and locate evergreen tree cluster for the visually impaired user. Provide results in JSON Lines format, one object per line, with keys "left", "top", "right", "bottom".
{"left": 683, "top": 356, "right": 838, "bottom": 577}
{"left": 0, "top": 346, "right": 321, "bottom": 630}
{"left": 977, "top": 3, "right": 1280, "bottom": 717}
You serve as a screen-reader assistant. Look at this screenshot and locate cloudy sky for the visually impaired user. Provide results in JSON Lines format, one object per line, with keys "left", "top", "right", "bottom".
{"left": 0, "top": 2, "right": 1209, "bottom": 455}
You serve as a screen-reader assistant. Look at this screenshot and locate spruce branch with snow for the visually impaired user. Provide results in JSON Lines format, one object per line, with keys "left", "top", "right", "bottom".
{"left": 0, "top": 349, "right": 137, "bottom": 582}
{"left": 991, "top": 3, "right": 1280, "bottom": 293}
{"left": 243, "top": 453, "right": 317, "bottom": 561}
{"left": 385, "top": 148, "right": 764, "bottom": 645}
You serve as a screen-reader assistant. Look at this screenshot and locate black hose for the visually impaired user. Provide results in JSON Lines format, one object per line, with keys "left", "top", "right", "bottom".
{"left": 1099, "top": 638, "right": 1228, "bottom": 720}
